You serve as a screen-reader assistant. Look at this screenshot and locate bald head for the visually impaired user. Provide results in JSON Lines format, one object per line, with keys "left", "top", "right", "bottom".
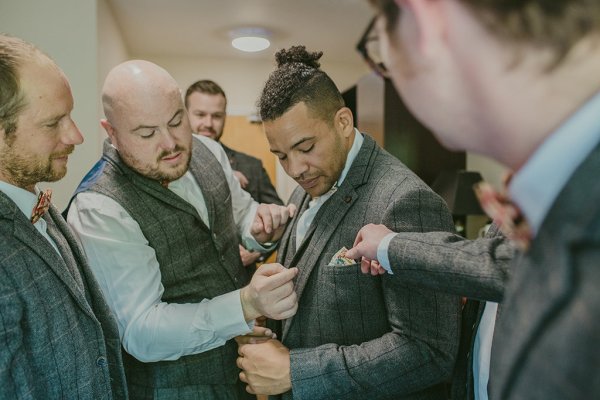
{"left": 102, "top": 60, "right": 181, "bottom": 125}
{"left": 99, "top": 60, "right": 193, "bottom": 183}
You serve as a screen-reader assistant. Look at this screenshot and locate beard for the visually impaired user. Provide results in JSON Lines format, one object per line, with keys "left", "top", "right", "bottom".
{"left": 119, "top": 143, "right": 192, "bottom": 183}
{"left": 0, "top": 146, "right": 73, "bottom": 189}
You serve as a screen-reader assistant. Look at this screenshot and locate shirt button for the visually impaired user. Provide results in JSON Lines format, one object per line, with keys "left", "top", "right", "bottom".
{"left": 96, "top": 356, "right": 107, "bottom": 367}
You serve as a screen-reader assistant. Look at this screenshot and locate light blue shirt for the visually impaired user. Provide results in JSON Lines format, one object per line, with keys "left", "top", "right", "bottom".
{"left": 510, "top": 90, "right": 600, "bottom": 234}
{"left": 0, "top": 181, "right": 61, "bottom": 255}
{"left": 295, "top": 129, "right": 363, "bottom": 249}
{"left": 378, "top": 89, "right": 600, "bottom": 399}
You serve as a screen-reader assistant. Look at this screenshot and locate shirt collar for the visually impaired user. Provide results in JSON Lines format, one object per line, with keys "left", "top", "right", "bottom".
{"left": 337, "top": 128, "right": 364, "bottom": 188}
{"left": 509, "top": 90, "right": 600, "bottom": 234}
{"left": 0, "top": 180, "right": 41, "bottom": 220}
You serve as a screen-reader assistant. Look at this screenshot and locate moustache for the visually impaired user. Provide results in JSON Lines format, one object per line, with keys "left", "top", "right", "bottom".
{"left": 51, "top": 146, "right": 75, "bottom": 158}
{"left": 158, "top": 145, "right": 187, "bottom": 161}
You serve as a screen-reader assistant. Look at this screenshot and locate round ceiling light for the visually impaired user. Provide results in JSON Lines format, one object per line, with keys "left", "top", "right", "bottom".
{"left": 230, "top": 27, "right": 271, "bottom": 53}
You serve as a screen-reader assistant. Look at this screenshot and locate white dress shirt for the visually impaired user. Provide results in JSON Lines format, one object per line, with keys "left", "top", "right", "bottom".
{"left": 68, "top": 135, "right": 265, "bottom": 362}
{"left": 0, "top": 181, "right": 60, "bottom": 255}
{"left": 295, "top": 129, "right": 363, "bottom": 250}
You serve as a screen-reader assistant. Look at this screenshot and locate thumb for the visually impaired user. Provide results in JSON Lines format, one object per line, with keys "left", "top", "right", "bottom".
{"left": 263, "top": 267, "right": 298, "bottom": 290}
{"left": 255, "top": 262, "right": 287, "bottom": 277}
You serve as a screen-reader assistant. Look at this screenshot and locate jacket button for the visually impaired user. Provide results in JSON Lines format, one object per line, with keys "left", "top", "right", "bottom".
{"left": 96, "top": 356, "right": 107, "bottom": 367}
{"left": 343, "top": 196, "right": 352, "bottom": 203}
{"left": 212, "top": 233, "right": 217, "bottom": 240}
{"left": 220, "top": 255, "right": 226, "bottom": 262}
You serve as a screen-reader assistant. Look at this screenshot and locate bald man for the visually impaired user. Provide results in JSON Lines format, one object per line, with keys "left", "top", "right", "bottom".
{"left": 67, "top": 60, "right": 298, "bottom": 400}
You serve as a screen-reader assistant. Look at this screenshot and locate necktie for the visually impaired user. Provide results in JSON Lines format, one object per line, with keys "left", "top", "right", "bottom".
{"left": 31, "top": 188, "right": 52, "bottom": 224}
{"left": 474, "top": 181, "right": 531, "bottom": 251}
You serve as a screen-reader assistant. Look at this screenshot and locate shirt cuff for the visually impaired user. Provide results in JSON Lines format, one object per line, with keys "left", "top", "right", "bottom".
{"left": 377, "top": 232, "right": 398, "bottom": 275}
{"left": 195, "top": 289, "right": 253, "bottom": 340}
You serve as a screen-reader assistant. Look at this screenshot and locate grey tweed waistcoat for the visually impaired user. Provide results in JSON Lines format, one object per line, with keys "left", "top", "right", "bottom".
{"left": 85, "top": 139, "right": 250, "bottom": 391}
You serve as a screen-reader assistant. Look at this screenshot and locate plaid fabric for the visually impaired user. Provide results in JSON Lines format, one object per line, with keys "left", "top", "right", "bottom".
{"left": 0, "top": 195, "right": 127, "bottom": 399}
{"left": 276, "top": 135, "right": 461, "bottom": 400}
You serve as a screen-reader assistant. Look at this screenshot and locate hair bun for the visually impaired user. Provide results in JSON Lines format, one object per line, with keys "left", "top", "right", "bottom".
{"left": 275, "top": 46, "right": 322, "bottom": 69}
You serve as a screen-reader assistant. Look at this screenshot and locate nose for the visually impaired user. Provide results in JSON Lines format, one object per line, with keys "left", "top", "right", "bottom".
{"left": 202, "top": 115, "right": 213, "bottom": 128}
{"left": 159, "top": 129, "right": 177, "bottom": 151}
{"left": 63, "top": 118, "right": 84, "bottom": 145}
{"left": 286, "top": 155, "right": 308, "bottom": 180}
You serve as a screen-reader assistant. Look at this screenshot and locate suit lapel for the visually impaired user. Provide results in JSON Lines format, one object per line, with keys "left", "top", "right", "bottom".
{"left": 282, "top": 134, "right": 376, "bottom": 340}
{"left": 8, "top": 203, "right": 95, "bottom": 317}
{"left": 277, "top": 192, "right": 310, "bottom": 267}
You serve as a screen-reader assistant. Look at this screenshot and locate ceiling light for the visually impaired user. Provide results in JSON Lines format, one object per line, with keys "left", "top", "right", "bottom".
{"left": 230, "top": 27, "right": 271, "bottom": 53}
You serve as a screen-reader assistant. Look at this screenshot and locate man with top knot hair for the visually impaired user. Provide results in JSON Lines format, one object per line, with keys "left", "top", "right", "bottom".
{"left": 235, "top": 45, "right": 461, "bottom": 400}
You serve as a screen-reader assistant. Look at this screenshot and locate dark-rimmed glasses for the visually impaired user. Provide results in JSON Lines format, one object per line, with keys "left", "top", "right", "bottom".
{"left": 356, "top": 16, "right": 389, "bottom": 79}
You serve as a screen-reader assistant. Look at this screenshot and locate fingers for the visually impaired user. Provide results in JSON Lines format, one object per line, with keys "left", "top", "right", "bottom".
{"left": 255, "top": 262, "right": 287, "bottom": 277}
{"left": 286, "top": 203, "right": 297, "bottom": 218}
{"left": 360, "top": 256, "right": 370, "bottom": 274}
{"left": 257, "top": 265, "right": 298, "bottom": 291}
{"left": 253, "top": 204, "right": 294, "bottom": 238}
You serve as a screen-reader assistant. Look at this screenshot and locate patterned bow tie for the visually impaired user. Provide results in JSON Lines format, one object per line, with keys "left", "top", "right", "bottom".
{"left": 474, "top": 181, "right": 532, "bottom": 251}
{"left": 31, "top": 188, "right": 53, "bottom": 224}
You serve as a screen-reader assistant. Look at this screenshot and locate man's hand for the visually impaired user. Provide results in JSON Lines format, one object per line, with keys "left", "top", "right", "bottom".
{"left": 237, "top": 339, "right": 291, "bottom": 395}
{"left": 251, "top": 203, "right": 297, "bottom": 244}
{"left": 240, "top": 263, "right": 298, "bottom": 321}
{"left": 235, "top": 326, "right": 277, "bottom": 346}
{"left": 233, "top": 170, "right": 249, "bottom": 189}
{"left": 239, "top": 244, "right": 262, "bottom": 267}
{"left": 346, "top": 224, "right": 394, "bottom": 275}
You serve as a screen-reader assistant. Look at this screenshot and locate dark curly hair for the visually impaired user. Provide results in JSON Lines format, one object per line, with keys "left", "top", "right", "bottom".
{"left": 257, "top": 45, "right": 344, "bottom": 123}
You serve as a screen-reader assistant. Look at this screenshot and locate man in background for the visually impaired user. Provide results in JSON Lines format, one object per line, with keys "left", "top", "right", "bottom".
{"left": 68, "top": 60, "right": 297, "bottom": 399}
{"left": 186, "top": 79, "right": 283, "bottom": 267}
{"left": 0, "top": 34, "right": 126, "bottom": 399}
{"left": 356, "top": 1, "right": 600, "bottom": 398}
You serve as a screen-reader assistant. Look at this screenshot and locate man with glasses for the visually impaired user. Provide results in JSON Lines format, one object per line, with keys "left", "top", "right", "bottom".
{"left": 235, "top": 45, "right": 461, "bottom": 400}
{"left": 352, "top": 1, "right": 600, "bottom": 399}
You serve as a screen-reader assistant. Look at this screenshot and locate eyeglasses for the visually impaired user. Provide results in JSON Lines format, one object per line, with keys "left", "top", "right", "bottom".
{"left": 356, "top": 16, "right": 389, "bottom": 79}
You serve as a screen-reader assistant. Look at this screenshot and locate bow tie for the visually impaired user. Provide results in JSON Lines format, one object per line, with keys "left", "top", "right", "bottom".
{"left": 474, "top": 181, "right": 531, "bottom": 251}
{"left": 31, "top": 189, "right": 53, "bottom": 224}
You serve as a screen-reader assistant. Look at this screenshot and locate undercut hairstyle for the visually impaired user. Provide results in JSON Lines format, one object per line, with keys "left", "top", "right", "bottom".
{"left": 368, "top": 0, "right": 600, "bottom": 65}
{"left": 185, "top": 79, "right": 227, "bottom": 108}
{"left": 257, "top": 45, "right": 345, "bottom": 123}
{"left": 0, "top": 35, "right": 40, "bottom": 135}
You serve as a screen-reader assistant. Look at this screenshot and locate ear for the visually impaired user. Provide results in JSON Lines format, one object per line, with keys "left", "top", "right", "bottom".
{"left": 395, "top": 0, "right": 447, "bottom": 58}
{"left": 335, "top": 107, "right": 354, "bottom": 138}
{"left": 100, "top": 119, "right": 117, "bottom": 147}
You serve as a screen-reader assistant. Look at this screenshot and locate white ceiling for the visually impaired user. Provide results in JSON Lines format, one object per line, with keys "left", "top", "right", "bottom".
{"left": 107, "top": 0, "right": 374, "bottom": 64}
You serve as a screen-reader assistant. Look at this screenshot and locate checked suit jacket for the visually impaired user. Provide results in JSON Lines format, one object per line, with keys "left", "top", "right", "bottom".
{"left": 490, "top": 142, "right": 600, "bottom": 400}
{"left": 0, "top": 193, "right": 127, "bottom": 399}
{"left": 385, "top": 224, "right": 516, "bottom": 399}
{"left": 276, "top": 134, "right": 462, "bottom": 400}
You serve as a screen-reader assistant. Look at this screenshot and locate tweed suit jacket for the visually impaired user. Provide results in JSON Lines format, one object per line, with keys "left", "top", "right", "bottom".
{"left": 276, "top": 134, "right": 461, "bottom": 400}
{"left": 490, "top": 142, "right": 600, "bottom": 400}
{"left": 386, "top": 224, "right": 516, "bottom": 399}
{"left": 0, "top": 194, "right": 127, "bottom": 399}
{"left": 222, "top": 144, "right": 283, "bottom": 205}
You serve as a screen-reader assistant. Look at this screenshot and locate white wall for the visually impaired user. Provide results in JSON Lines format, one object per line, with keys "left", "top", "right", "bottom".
{"left": 140, "top": 54, "right": 369, "bottom": 116}
{"left": 1, "top": 0, "right": 129, "bottom": 210}
{"left": 97, "top": 0, "right": 130, "bottom": 148}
